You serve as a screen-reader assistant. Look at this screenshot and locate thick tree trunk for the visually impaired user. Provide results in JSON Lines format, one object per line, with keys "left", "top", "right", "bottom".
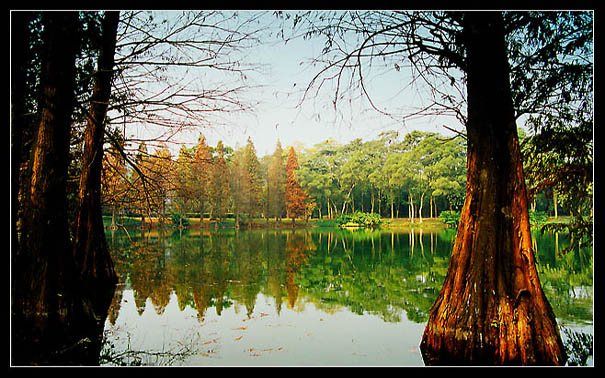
{"left": 420, "top": 12, "right": 566, "bottom": 365}
{"left": 12, "top": 12, "right": 101, "bottom": 365}
{"left": 72, "top": 11, "right": 120, "bottom": 316}
{"left": 11, "top": 12, "right": 34, "bottom": 257}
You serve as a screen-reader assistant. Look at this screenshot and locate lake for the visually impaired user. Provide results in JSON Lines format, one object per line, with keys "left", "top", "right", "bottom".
{"left": 101, "top": 226, "right": 593, "bottom": 366}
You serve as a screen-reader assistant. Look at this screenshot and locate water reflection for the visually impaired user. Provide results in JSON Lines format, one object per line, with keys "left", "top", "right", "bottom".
{"left": 104, "top": 227, "right": 592, "bottom": 365}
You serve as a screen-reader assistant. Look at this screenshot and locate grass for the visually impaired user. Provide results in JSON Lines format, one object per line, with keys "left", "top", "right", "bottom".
{"left": 105, "top": 214, "right": 571, "bottom": 231}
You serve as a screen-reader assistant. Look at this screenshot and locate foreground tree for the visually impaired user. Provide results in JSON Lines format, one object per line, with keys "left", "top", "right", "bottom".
{"left": 12, "top": 12, "right": 102, "bottom": 365}
{"left": 72, "top": 11, "right": 120, "bottom": 315}
{"left": 420, "top": 13, "right": 565, "bottom": 365}
{"left": 288, "top": 10, "right": 586, "bottom": 364}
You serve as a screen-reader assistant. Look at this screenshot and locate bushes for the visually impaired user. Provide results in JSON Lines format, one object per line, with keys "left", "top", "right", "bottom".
{"left": 439, "top": 210, "right": 460, "bottom": 229}
{"left": 438, "top": 210, "right": 549, "bottom": 229}
{"left": 170, "top": 212, "right": 190, "bottom": 228}
{"left": 336, "top": 211, "right": 384, "bottom": 228}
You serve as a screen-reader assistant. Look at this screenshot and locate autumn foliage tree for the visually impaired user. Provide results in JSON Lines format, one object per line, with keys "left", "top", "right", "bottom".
{"left": 267, "top": 140, "right": 287, "bottom": 222}
{"left": 209, "top": 140, "right": 231, "bottom": 223}
{"left": 285, "top": 147, "right": 306, "bottom": 224}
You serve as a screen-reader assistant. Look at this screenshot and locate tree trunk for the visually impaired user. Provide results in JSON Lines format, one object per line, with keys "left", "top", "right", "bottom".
{"left": 12, "top": 12, "right": 102, "bottom": 365}
{"left": 72, "top": 11, "right": 120, "bottom": 316}
{"left": 420, "top": 12, "right": 566, "bottom": 366}
{"left": 11, "top": 11, "right": 35, "bottom": 258}
{"left": 419, "top": 192, "right": 425, "bottom": 223}
{"left": 409, "top": 192, "right": 415, "bottom": 224}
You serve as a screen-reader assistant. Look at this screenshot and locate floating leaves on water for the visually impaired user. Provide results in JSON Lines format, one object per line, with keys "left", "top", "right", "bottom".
{"left": 246, "top": 347, "right": 285, "bottom": 357}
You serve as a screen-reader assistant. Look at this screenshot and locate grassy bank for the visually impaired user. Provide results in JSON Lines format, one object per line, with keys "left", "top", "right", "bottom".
{"left": 103, "top": 215, "right": 453, "bottom": 230}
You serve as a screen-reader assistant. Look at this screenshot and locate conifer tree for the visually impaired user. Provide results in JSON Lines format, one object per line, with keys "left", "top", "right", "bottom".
{"left": 267, "top": 140, "right": 286, "bottom": 222}
{"left": 210, "top": 141, "right": 231, "bottom": 223}
{"left": 244, "top": 137, "right": 264, "bottom": 219}
{"left": 192, "top": 134, "right": 213, "bottom": 223}
{"left": 285, "top": 147, "right": 306, "bottom": 224}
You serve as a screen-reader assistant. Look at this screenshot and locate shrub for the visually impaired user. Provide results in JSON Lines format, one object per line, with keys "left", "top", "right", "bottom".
{"left": 170, "top": 212, "right": 190, "bottom": 228}
{"left": 336, "top": 211, "right": 383, "bottom": 228}
{"left": 529, "top": 210, "right": 548, "bottom": 226}
{"left": 439, "top": 210, "right": 460, "bottom": 229}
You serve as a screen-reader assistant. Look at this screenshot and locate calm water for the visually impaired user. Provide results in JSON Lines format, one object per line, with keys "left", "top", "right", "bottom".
{"left": 101, "top": 227, "right": 593, "bottom": 366}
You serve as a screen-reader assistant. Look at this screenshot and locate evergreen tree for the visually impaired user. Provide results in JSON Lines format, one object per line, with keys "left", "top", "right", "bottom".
{"left": 192, "top": 134, "right": 213, "bottom": 222}
{"left": 244, "top": 137, "right": 263, "bottom": 219}
{"left": 285, "top": 147, "right": 306, "bottom": 223}
{"left": 267, "top": 140, "right": 286, "bottom": 222}
{"left": 210, "top": 140, "right": 231, "bottom": 223}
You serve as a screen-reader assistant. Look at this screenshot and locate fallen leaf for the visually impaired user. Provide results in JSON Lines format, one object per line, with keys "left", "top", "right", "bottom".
{"left": 234, "top": 336, "right": 243, "bottom": 341}
{"left": 260, "top": 312, "right": 269, "bottom": 317}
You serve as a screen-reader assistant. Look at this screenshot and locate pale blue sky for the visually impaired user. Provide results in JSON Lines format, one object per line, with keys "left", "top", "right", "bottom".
{"left": 125, "top": 11, "right": 463, "bottom": 157}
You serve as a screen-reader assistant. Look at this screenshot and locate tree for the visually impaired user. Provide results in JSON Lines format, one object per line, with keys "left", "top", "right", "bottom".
{"left": 173, "top": 145, "right": 196, "bottom": 227}
{"left": 230, "top": 146, "right": 250, "bottom": 228}
{"left": 244, "top": 137, "right": 264, "bottom": 219}
{"left": 420, "top": 12, "right": 566, "bottom": 365}
{"left": 267, "top": 140, "right": 287, "bottom": 222}
{"left": 101, "top": 133, "right": 130, "bottom": 228}
{"left": 285, "top": 147, "right": 307, "bottom": 224}
{"left": 72, "top": 11, "right": 120, "bottom": 315}
{"left": 191, "top": 134, "right": 213, "bottom": 222}
{"left": 514, "top": 12, "right": 593, "bottom": 254}
{"left": 12, "top": 12, "right": 101, "bottom": 365}
{"left": 209, "top": 140, "right": 231, "bottom": 223}
{"left": 289, "top": 10, "right": 580, "bottom": 364}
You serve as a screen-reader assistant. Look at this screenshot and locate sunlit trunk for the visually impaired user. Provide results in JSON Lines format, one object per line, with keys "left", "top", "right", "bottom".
{"left": 420, "top": 12, "right": 566, "bottom": 365}
{"left": 419, "top": 192, "right": 425, "bottom": 223}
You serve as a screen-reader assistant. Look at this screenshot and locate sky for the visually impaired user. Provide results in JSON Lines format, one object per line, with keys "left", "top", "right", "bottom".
{"left": 125, "top": 11, "right": 463, "bottom": 158}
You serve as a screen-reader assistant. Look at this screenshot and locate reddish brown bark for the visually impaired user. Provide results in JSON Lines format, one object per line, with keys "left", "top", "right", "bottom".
{"left": 420, "top": 12, "right": 566, "bottom": 365}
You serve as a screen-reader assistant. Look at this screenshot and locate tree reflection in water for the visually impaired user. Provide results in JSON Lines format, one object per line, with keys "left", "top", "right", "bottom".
{"left": 103, "top": 227, "right": 592, "bottom": 366}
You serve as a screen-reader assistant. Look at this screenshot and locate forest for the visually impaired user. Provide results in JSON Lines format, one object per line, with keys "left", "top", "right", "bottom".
{"left": 106, "top": 127, "right": 586, "bottom": 230}
{"left": 11, "top": 10, "right": 592, "bottom": 366}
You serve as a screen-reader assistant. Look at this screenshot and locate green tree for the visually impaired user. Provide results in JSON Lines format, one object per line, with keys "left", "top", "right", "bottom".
{"left": 173, "top": 145, "right": 196, "bottom": 227}
{"left": 230, "top": 147, "right": 250, "bottom": 228}
{"left": 244, "top": 137, "right": 264, "bottom": 219}
{"left": 209, "top": 141, "right": 231, "bottom": 223}
{"left": 191, "top": 135, "right": 213, "bottom": 222}
{"left": 267, "top": 140, "right": 287, "bottom": 222}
